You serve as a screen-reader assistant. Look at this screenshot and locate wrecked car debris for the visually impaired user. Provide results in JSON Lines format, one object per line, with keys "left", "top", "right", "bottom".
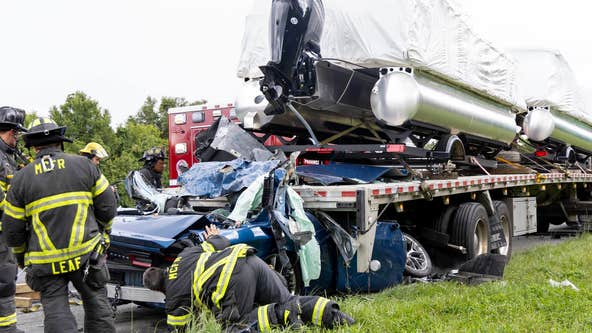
{"left": 194, "top": 116, "right": 285, "bottom": 162}
{"left": 178, "top": 159, "right": 281, "bottom": 198}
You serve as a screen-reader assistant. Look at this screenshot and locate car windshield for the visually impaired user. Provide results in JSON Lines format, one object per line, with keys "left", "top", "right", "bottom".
{"left": 125, "top": 171, "right": 172, "bottom": 214}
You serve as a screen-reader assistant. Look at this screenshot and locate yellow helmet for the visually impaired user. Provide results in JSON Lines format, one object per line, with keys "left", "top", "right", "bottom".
{"left": 79, "top": 142, "right": 109, "bottom": 160}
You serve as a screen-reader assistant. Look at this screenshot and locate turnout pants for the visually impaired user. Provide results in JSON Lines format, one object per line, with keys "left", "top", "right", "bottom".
{"left": 241, "top": 295, "right": 343, "bottom": 332}
{"left": 217, "top": 255, "right": 344, "bottom": 333}
{"left": 26, "top": 266, "right": 115, "bottom": 333}
{"left": 0, "top": 233, "right": 17, "bottom": 333}
{"left": 212, "top": 254, "right": 293, "bottom": 328}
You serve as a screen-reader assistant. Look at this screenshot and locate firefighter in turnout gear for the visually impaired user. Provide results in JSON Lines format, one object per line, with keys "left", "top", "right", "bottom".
{"left": 0, "top": 106, "right": 26, "bottom": 333}
{"left": 80, "top": 142, "right": 120, "bottom": 203}
{"left": 137, "top": 146, "right": 166, "bottom": 189}
{"left": 79, "top": 142, "right": 109, "bottom": 166}
{"left": 142, "top": 225, "right": 354, "bottom": 332}
{"left": 2, "top": 117, "right": 118, "bottom": 333}
{"left": 130, "top": 146, "right": 168, "bottom": 212}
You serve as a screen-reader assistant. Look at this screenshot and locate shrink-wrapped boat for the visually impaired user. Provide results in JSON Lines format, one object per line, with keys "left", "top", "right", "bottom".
{"left": 512, "top": 49, "right": 592, "bottom": 156}
{"left": 236, "top": 0, "right": 523, "bottom": 154}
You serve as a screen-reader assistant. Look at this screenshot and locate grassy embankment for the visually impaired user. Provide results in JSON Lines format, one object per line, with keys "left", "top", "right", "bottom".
{"left": 185, "top": 234, "right": 592, "bottom": 332}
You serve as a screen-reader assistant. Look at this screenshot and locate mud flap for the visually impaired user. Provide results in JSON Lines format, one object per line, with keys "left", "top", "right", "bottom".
{"left": 488, "top": 214, "right": 507, "bottom": 251}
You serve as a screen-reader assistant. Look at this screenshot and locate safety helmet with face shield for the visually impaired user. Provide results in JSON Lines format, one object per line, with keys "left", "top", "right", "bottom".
{"left": 80, "top": 142, "right": 109, "bottom": 160}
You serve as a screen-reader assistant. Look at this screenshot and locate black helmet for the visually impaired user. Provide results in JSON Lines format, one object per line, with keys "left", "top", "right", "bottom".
{"left": 139, "top": 147, "right": 167, "bottom": 162}
{"left": 22, "top": 117, "right": 73, "bottom": 148}
{"left": 0, "top": 106, "right": 27, "bottom": 132}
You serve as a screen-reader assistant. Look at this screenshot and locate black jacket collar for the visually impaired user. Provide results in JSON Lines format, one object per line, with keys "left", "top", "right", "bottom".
{"left": 35, "top": 146, "right": 63, "bottom": 159}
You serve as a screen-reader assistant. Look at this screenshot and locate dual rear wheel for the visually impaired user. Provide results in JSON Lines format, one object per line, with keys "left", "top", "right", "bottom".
{"left": 404, "top": 200, "right": 513, "bottom": 278}
{"left": 447, "top": 201, "right": 513, "bottom": 260}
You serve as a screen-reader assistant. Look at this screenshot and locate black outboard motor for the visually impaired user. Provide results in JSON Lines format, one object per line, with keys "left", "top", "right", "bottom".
{"left": 260, "top": 0, "right": 325, "bottom": 114}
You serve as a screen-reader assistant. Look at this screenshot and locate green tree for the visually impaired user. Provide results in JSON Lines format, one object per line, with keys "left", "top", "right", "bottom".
{"left": 130, "top": 96, "right": 159, "bottom": 126}
{"left": 37, "top": 92, "right": 206, "bottom": 208}
{"left": 17, "top": 112, "right": 38, "bottom": 163}
{"left": 49, "top": 91, "right": 115, "bottom": 156}
{"left": 46, "top": 92, "right": 133, "bottom": 203}
{"left": 23, "top": 112, "right": 38, "bottom": 128}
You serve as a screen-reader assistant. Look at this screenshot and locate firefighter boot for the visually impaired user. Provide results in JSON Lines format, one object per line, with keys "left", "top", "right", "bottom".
{"left": 275, "top": 296, "right": 304, "bottom": 330}
{"left": 299, "top": 296, "right": 355, "bottom": 328}
{"left": 247, "top": 298, "right": 303, "bottom": 333}
{"left": 0, "top": 296, "right": 22, "bottom": 333}
{"left": 330, "top": 308, "right": 355, "bottom": 327}
{"left": 0, "top": 245, "right": 19, "bottom": 333}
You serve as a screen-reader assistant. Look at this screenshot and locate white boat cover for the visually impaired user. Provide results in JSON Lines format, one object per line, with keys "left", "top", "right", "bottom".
{"left": 237, "top": 0, "right": 525, "bottom": 110}
{"left": 509, "top": 49, "right": 590, "bottom": 125}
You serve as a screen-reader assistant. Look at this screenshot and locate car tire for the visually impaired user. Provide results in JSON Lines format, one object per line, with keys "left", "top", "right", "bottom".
{"left": 403, "top": 233, "right": 432, "bottom": 277}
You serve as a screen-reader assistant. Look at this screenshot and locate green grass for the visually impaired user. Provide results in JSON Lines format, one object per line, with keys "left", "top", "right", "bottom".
{"left": 186, "top": 234, "right": 592, "bottom": 332}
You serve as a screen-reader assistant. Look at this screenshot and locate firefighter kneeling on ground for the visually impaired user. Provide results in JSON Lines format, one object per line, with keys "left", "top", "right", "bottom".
{"left": 2, "top": 117, "right": 118, "bottom": 333}
{"left": 143, "top": 224, "right": 355, "bottom": 332}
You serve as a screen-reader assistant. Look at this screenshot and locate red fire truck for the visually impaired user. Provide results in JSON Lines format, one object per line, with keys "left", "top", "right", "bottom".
{"left": 167, "top": 103, "right": 236, "bottom": 186}
{"left": 167, "top": 103, "right": 286, "bottom": 186}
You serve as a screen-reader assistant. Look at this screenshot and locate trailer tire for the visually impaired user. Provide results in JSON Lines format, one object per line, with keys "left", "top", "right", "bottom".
{"left": 536, "top": 204, "right": 564, "bottom": 231}
{"left": 537, "top": 219, "right": 550, "bottom": 233}
{"left": 403, "top": 233, "right": 432, "bottom": 277}
{"left": 492, "top": 201, "right": 513, "bottom": 259}
{"left": 434, "top": 205, "right": 457, "bottom": 234}
{"left": 434, "top": 135, "right": 465, "bottom": 161}
{"left": 451, "top": 203, "right": 490, "bottom": 259}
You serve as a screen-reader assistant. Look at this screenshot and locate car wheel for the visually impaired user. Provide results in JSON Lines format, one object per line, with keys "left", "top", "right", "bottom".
{"left": 403, "top": 233, "right": 432, "bottom": 277}
{"left": 451, "top": 202, "right": 490, "bottom": 259}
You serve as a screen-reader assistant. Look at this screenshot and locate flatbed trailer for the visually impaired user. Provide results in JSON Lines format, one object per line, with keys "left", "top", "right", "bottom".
{"left": 185, "top": 168, "right": 592, "bottom": 272}
{"left": 107, "top": 160, "right": 592, "bottom": 306}
{"left": 284, "top": 171, "right": 592, "bottom": 272}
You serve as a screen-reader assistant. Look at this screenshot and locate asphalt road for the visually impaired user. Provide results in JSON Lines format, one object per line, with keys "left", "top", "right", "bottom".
{"left": 15, "top": 225, "right": 578, "bottom": 332}
{"left": 17, "top": 303, "right": 169, "bottom": 333}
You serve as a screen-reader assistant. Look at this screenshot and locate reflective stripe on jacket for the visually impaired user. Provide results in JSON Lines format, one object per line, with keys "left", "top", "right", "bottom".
{"left": 164, "top": 236, "right": 257, "bottom": 328}
{"left": 3, "top": 147, "right": 117, "bottom": 275}
{"left": 0, "top": 138, "right": 18, "bottom": 231}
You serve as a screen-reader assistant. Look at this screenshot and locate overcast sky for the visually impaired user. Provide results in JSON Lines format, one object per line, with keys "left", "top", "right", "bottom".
{"left": 1, "top": 0, "right": 591, "bottom": 127}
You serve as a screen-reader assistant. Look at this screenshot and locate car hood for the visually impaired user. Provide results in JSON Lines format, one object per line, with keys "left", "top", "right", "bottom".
{"left": 110, "top": 214, "right": 204, "bottom": 250}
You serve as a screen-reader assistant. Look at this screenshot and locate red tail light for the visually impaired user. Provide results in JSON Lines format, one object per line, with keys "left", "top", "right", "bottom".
{"left": 129, "top": 255, "right": 151, "bottom": 268}
{"left": 386, "top": 144, "right": 406, "bottom": 153}
{"left": 535, "top": 150, "right": 547, "bottom": 157}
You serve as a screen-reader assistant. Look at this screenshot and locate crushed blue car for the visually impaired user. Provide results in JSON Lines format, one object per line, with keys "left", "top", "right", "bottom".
{"left": 106, "top": 161, "right": 409, "bottom": 306}
{"left": 107, "top": 210, "right": 407, "bottom": 304}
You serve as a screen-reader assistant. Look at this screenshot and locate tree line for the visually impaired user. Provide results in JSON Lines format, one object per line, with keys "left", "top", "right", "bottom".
{"left": 22, "top": 91, "right": 204, "bottom": 207}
